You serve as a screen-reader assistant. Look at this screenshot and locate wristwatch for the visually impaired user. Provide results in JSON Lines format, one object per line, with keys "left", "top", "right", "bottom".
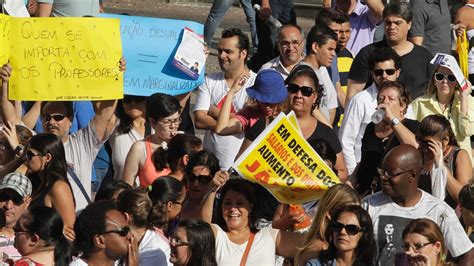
{"left": 391, "top": 117, "right": 400, "bottom": 126}
{"left": 14, "top": 144, "right": 24, "bottom": 156}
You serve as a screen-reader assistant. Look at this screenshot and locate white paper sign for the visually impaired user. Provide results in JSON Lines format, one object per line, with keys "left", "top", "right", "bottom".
{"left": 430, "top": 53, "right": 468, "bottom": 91}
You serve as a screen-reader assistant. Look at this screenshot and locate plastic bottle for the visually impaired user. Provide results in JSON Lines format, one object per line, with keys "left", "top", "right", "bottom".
{"left": 371, "top": 109, "right": 386, "bottom": 124}
{"left": 253, "top": 4, "right": 282, "bottom": 30}
{"left": 289, "top": 204, "right": 311, "bottom": 231}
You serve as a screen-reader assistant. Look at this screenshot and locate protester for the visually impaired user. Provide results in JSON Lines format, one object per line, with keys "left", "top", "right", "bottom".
{"left": 417, "top": 115, "right": 471, "bottom": 208}
{"left": 194, "top": 28, "right": 256, "bottom": 170}
{"left": 181, "top": 150, "right": 220, "bottom": 220}
{"left": 306, "top": 205, "right": 376, "bottom": 266}
{"left": 71, "top": 200, "right": 137, "bottom": 266}
{"left": 116, "top": 189, "right": 169, "bottom": 266}
{"left": 200, "top": 176, "right": 305, "bottom": 264}
{"left": 363, "top": 144, "right": 473, "bottom": 265}
{"left": 24, "top": 133, "right": 76, "bottom": 241}
{"left": 295, "top": 184, "right": 360, "bottom": 265}
{"left": 170, "top": 219, "right": 217, "bottom": 266}
{"left": 166, "top": 134, "right": 203, "bottom": 181}
{"left": 402, "top": 219, "right": 447, "bottom": 266}
{"left": 355, "top": 81, "right": 418, "bottom": 195}
{"left": 215, "top": 69, "right": 287, "bottom": 136}
{"left": 412, "top": 62, "right": 474, "bottom": 161}
{"left": 0, "top": 122, "right": 33, "bottom": 176}
{"left": 122, "top": 93, "right": 181, "bottom": 187}
{"left": 13, "top": 206, "right": 72, "bottom": 266}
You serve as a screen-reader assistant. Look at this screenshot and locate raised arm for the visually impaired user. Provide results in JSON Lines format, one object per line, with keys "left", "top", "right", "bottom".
{"left": 275, "top": 230, "right": 305, "bottom": 258}
{"left": 92, "top": 100, "right": 117, "bottom": 140}
{"left": 366, "top": 0, "right": 384, "bottom": 23}
{"left": 0, "top": 64, "right": 20, "bottom": 125}
{"left": 199, "top": 170, "right": 229, "bottom": 223}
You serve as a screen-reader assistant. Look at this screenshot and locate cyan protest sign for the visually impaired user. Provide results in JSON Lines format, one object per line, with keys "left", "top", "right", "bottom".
{"left": 100, "top": 14, "right": 205, "bottom": 96}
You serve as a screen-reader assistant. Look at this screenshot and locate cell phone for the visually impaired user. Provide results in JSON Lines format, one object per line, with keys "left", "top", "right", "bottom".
{"left": 394, "top": 253, "right": 409, "bottom": 266}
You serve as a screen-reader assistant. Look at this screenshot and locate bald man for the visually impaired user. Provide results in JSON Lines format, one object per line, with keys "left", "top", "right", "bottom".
{"left": 363, "top": 144, "right": 474, "bottom": 265}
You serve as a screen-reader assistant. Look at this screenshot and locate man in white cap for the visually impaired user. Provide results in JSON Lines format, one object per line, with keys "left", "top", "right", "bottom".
{"left": 0, "top": 172, "right": 33, "bottom": 261}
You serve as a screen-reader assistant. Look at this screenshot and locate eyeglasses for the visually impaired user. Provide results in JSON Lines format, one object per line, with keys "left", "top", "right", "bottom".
{"left": 187, "top": 173, "right": 212, "bottom": 185}
{"left": 42, "top": 114, "right": 67, "bottom": 122}
{"left": 377, "top": 168, "right": 413, "bottom": 180}
{"left": 12, "top": 227, "right": 29, "bottom": 235}
{"left": 403, "top": 241, "right": 435, "bottom": 251}
{"left": 159, "top": 117, "right": 182, "bottom": 127}
{"left": 0, "top": 191, "right": 25, "bottom": 205}
{"left": 330, "top": 221, "right": 363, "bottom": 235}
{"left": 287, "top": 84, "right": 314, "bottom": 97}
{"left": 170, "top": 236, "right": 189, "bottom": 247}
{"left": 25, "top": 150, "right": 43, "bottom": 161}
{"left": 279, "top": 40, "right": 302, "bottom": 48}
{"left": 100, "top": 226, "right": 130, "bottom": 237}
{"left": 434, "top": 73, "right": 456, "bottom": 83}
{"left": 373, "top": 68, "right": 397, "bottom": 76}
{"left": 123, "top": 96, "right": 145, "bottom": 104}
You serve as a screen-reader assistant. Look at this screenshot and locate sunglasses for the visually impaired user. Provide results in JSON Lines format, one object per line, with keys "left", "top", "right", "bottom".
{"left": 434, "top": 73, "right": 456, "bottom": 82}
{"left": 25, "top": 150, "right": 43, "bottom": 161}
{"left": 287, "top": 83, "right": 314, "bottom": 97}
{"left": 12, "top": 227, "right": 29, "bottom": 235}
{"left": 330, "top": 221, "right": 362, "bottom": 235}
{"left": 100, "top": 226, "right": 130, "bottom": 237}
{"left": 123, "top": 96, "right": 146, "bottom": 104}
{"left": 187, "top": 173, "right": 212, "bottom": 184}
{"left": 0, "top": 191, "right": 25, "bottom": 205}
{"left": 42, "top": 114, "right": 67, "bottom": 122}
{"left": 373, "top": 68, "right": 397, "bottom": 76}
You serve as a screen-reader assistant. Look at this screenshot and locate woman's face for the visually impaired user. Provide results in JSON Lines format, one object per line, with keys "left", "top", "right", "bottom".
{"left": 186, "top": 166, "right": 212, "bottom": 201}
{"left": 257, "top": 101, "right": 279, "bottom": 117}
{"left": 13, "top": 217, "right": 34, "bottom": 256}
{"left": 403, "top": 233, "right": 441, "bottom": 265}
{"left": 288, "top": 75, "right": 317, "bottom": 114}
{"left": 24, "top": 148, "right": 50, "bottom": 173}
{"left": 152, "top": 111, "right": 181, "bottom": 142}
{"left": 221, "top": 190, "right": 252, "bottom": 231}
{"left": 377, "top": 87, "right": 405, "bottom": 120}
{"left": 417, "top": 134, "right": 450, "bottom": 162}
{"left": 122, "top": 97, "right": 146, "bottom": 120}
{"left": 434, "top": 66, "right": 457, "bottom": 97}
{"left": 332, "top": 211, "right": 363, "bottom": 253}
{"left": 170, "top": 226, "right": 190, "bottom": 266}
{"left": 167, "top": 187, "right": 187, "bottom": 221}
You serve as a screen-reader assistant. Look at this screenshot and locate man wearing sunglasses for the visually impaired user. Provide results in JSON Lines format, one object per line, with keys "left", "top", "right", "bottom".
{"left": 72, "top": 200, "right": 137, "bottom": 266}
{"left": 339, "top": 47, "right": 401, "bottom": 174}
{"left": 363, "top": 145, "right": 474, "bottom": 265}
{"left": 0, "top": 173, "right": 32, "bottom": 261}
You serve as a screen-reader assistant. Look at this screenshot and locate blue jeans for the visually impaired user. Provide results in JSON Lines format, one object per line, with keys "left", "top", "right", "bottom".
{"left": 204, "top": 0, "right": 258, "bottom": 47}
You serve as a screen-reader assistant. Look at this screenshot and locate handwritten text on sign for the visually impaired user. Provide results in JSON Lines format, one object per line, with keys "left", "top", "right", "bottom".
{"left": 100, "top": 14, "right": 205, "bottom": 96}
{"left": 233, "top": 112, "right": 341, "bottom": 204}
{"left": 7, "top": 16, "right": 123, "bottom": 101}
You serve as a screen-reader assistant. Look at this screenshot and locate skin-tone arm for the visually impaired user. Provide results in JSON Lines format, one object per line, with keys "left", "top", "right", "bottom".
{"left": 199, "top": 170, "right": 229, "bottom": 223}
{"left": 312, "top": 109, "right": 332, "bottom": 128}
{"left": 345, "top": 79, "right": 366, "bottom": 107}
{"left": 215, "top": 74, "right": 249, "bottom": 136}
{"left": 259, "top": 0, "right": 272, "bottom": 21}
{"left": 410, "top": 36, "right": 423, "bottom": 46}
{"left": 121, "top": 141, "right": 144, "bottom": 186}
{"left": 0, "top": 64, "right": 20, "bottom": 125}
{"left": 272, "top": 204, "right": 305, "bottom": 230}
{"left": 458, "top": 248, "right": 474, "bottom": 266}
{"left": 334, "top": 153, "right": 348, "bottom": 182}
{"left": 366, "top": 0, "right": 384, "bottom": 22}
{"left": 335, "top": 81, "right": 346, "bottom": 109}
{"left": 49, "top": 181, "right": 76, "bottom": 241}
{"left": 21, "top": 101, "right": 42, "bottom": 129}
{"left": 328, "top": 108, "right": 336, "bottom": 126}
{"left": 36, "top": 3, "right": 53, "bottom": 17}
{"left": 459, "top": 80, "right": 472, "bottom": 116}
{"left": 194, "top": 110, "right": 218, "bottom": 130}
{"left": 380, "top": 103, "right": 419, "bottom": 148}
{"left": 275, "top": 230, "right": 305, "bottom": 258}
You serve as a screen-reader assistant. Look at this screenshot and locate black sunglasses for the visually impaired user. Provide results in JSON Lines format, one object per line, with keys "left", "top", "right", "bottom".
{"left": 123, "top": 96, "right": 146, "bottom": 104}
{"left": 0, "top": 191, "right": 25, "bottom": 205}
{"left": 187, "top": 173, "right": 212, "bottom": 184}
{"left": 434, "top": 73, "right": 456, "bottom": 82}
{"left": 100, "top": 226, "right": 130, "bottom": 237}
{"left": 330, "top": 221, "right": 362, "bottom": 235}
{"left": 287, "top": 83, "right": 314, "bottom": 97}
{"left": 25, "top": 150, "right": 43, "bottom": 161}
{"left": 42, "top": 114, "right": 67, "bottom": 122}
{"left": 373, "top": 68, "right": 397, "bottom": 76}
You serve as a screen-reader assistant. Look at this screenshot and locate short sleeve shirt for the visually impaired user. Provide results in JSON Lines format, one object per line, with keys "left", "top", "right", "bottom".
{"left": 37, "top": 0, "right": 100, "bottom": 17}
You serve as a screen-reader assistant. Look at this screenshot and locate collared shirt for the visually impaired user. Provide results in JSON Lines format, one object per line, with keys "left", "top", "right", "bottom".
{"left": 339, "top": 84, "right": 378, "bottom": 174}
{"left": 346, "top": 2, "right": 381, "bottom": 56}
{"left": 411, "top": 93, "right": 474, "bottom": 160}
{"left": 259, "top": 56, "right": 299, "bottom": 79}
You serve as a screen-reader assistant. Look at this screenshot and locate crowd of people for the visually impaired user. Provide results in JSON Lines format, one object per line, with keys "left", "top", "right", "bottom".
{"left": 0, "top": 0, "right": 474, "bottom": 265}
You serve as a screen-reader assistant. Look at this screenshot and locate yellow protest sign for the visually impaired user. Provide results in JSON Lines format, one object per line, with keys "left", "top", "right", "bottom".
{"left": 233, "top": 112, "right": 341, "bottom": 204}
{"left": 0, "top": 14, "right": 10, "bottom": 65}
{"left": 6, "top": 16, "right": 123, "bottom": 101}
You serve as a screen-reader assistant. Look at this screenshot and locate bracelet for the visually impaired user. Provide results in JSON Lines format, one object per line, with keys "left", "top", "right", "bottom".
{"left": 14, "top": 144, "right": 24, "bottom": 156}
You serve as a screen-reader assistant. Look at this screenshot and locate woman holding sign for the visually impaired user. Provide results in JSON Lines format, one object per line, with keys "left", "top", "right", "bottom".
{"left": 412, "top": 59, "right": 474, "bottom": 161}
{"left": 240, "top": 65, "right": 348, "bottom": 181}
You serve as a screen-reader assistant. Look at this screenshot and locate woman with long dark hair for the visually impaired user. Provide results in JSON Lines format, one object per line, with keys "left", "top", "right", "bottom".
{"left": 25, "top": 133, "right": 75, "bottom": 241}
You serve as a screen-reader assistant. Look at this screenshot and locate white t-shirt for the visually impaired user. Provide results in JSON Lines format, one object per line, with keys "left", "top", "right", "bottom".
{"left": 69, "top": 258, "right": 88, "bottom": 266}
{"left": 213, "top": 224, "right": 279, "bottom": 266}
{"left": 259, "top": 56, "right": 295, "bottom": 80}
{"left": 109, "top": 127, "right": 145, "bottom": 180}
{"left": 193, "top": 71, "right": 256, "bottom": 169}
{"left": 139, "top": 229, "right": 170, "bottom": 266}
{"left": 363, "top": 190, "right": 473, "bottom": 265}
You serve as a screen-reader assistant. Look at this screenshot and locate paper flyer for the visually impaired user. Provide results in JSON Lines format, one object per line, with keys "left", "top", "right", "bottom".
{"left": 430, "top": 53, "right": 468, "bottom": 91}
{"left": 172, "top": 27, "right": 205, "bottom": 80}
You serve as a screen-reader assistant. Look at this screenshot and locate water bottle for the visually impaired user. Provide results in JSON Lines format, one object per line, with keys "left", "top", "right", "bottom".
{"left": 371, "top": 109, "right": 386, "bottom": 124}
{"left": 253, "top": 4, "right": 282, "bottom": 30}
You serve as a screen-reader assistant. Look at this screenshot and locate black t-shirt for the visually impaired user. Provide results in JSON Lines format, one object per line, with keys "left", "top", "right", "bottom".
{"left": 348, "top": 40, "right": 434, "bottom": 99}
{"left": 356, "top": 119, "right": 419, "bottom": 195}
{"left": 246, "top": 117, "right": 342, "bottom": 154}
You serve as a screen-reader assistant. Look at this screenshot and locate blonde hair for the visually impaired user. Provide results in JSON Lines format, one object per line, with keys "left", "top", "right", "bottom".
{"left": 294, "top": 184, "right": 360, "bottom": 264}
{"left": 426, "top": 65, "right": 458, "bottom": 96}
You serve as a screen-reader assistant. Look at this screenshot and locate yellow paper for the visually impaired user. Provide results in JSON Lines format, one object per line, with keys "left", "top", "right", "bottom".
{"left": 0, "top": 14, "right": 10, "bottom": 65}
{"left": 233, "top": 112, "right": 341, "bottom": 204}
{"left": 7, "top": 17, "right": 123, "bottom": 101}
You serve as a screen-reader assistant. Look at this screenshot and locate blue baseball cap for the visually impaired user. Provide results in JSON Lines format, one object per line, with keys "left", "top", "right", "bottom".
{"left": 246, "top": 69, "right": 288, "bottom": 104}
